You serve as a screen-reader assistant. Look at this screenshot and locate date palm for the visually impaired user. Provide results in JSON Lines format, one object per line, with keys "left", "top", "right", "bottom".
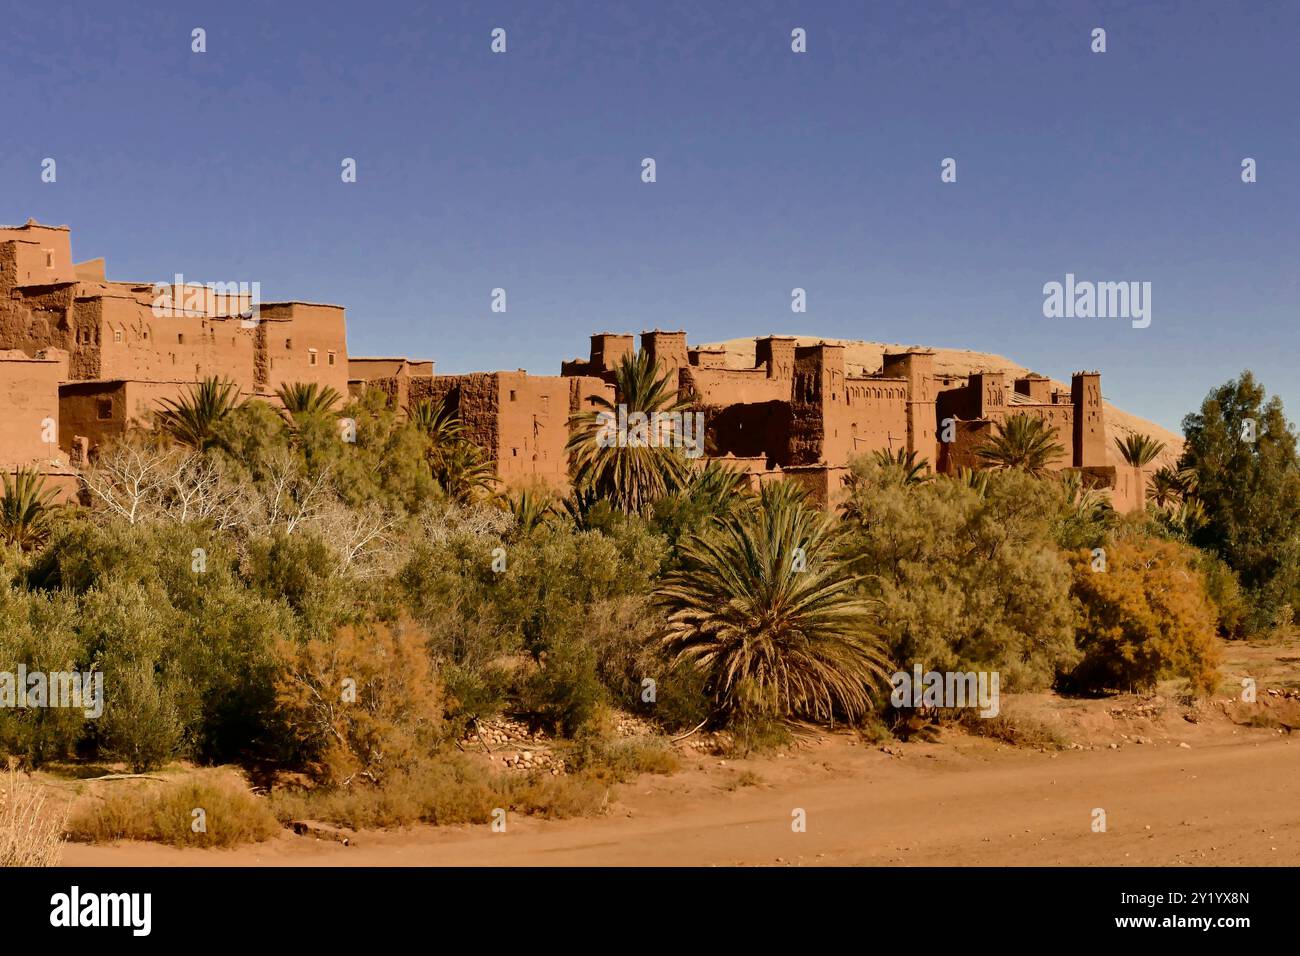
{"left": 656, "top": 481, "right": 892, "bottom": 725}
{"left": 0, "top": 468, "right": 60, "bottom": 551}
{"left": 1148, "top": 466, "right": 1188, "bottom": 508}
{"left": 409, "top": 396, "right": 465, "bottom": 449}
{"left": 276, "top": 382, "right": 343, "bottom": 422}
{"left": 1115, "top": 433, "right": 1167, "bottom": 468}
{"left": 952, "top": 466, "right": 990, "bottom": 497}
{"left": 504, "top": 488, "right": 556, "bottom": 535}
{"left": 567, "top": 351, "right": 692, "bottom": 513}
{"left": 869, "top": 448, "right": 932, "bottom": 486}
{"left": 431, "top": 439, "right": 497, "bottom": 505}
{"left": 156, "top": 377, "right": 242, "bottom": 451}
{"left": 976, "top": 414, "right": 1065, "bottom": 478}
{"left": 1058, "top": 468, "right": 1113, "bottom": 537}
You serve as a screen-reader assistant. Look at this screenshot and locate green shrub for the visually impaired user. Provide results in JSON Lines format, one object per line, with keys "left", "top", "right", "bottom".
{"left": 0, "top": 590, "right": 85, "bottom": 767}
{"left": 1198, "top": 551, "right": 1248, "bottom": 639}
{"left": 841, "top": 470, "right": 1080, "bottom": 692}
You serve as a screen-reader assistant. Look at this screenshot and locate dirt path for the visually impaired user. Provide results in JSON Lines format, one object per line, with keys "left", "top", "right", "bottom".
{"left": 61, "top": 729, "right": 1299, "bottom": 867}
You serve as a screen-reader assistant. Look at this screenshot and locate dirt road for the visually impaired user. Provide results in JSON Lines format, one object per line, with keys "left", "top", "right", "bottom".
{"left": 61, "top": 729, "right": 1298, "bottom": 867}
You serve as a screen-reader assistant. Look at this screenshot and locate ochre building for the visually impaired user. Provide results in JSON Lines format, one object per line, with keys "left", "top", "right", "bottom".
{"left": 1, "top": 221, "right": 1146, "bottom": 510}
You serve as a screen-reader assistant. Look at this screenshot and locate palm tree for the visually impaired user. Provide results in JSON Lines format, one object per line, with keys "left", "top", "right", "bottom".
{"left": 1148, "top": 466, "right": 1188, "bottom": 508}
{"left": 869, "top": 448, "right": 932, "bottom": 486}
{"left": 1059, "top": 468, "right": 1113, "bottom": 529}
{"left": 952, "top": 466, "right": 990, "bottom": 497}
{"left": 975, "top": 414, "right": 1065, "bottom": 478}
{"left": 409, "top": 396, "right": 465, "bottom": 448}
{"left": 682, "top": 458, "right": 749, "bottom": 503}
{"left": 1170, "top": 497, "right": 1208, "bottom": 536}
{"left": 1115, "top": 433, "right": 1167, "bottom": 469}
{"left": 504, "top": 488, "right": 555, "bottom": 534}
{"left": 276, "top": 382, "right": 342, "bottom": 421}
{"left": 566, "top": 351, "right": 692, "bottom": 513}
{"left": 656, "top": 481, "right": 892, "bottom": 725}
{"left": 155, "top": 377, "right": 242, "bottom": 450}
{"left": 431, "top": 440, "right": 497, "bottom": 505}
{"left": 0, "top": 468, "right": 59, "bottom": 551}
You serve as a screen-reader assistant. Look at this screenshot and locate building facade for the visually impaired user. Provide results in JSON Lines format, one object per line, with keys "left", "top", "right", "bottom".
{"left": 0, "top": 220, "right": 1147, "bottom": 510}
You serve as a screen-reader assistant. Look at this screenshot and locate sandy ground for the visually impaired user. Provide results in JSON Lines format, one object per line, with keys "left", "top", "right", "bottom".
{"left": 61, "top": 713, "right": 1298, "bottom": 868}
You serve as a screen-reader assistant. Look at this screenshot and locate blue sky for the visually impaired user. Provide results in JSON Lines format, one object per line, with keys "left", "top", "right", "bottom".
{"left": 4, "top": 0, "right": 1296, "bottom": 431}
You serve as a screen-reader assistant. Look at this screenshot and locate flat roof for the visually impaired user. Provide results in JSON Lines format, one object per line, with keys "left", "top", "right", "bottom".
{"left": 258, "top": 300, "right": 345, "bottom": 309}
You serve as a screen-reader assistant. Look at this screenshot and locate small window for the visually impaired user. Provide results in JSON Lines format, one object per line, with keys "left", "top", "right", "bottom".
{"left": 95, "top": 398, "right": 113, "bottom": 421}
{"left": 142, "top": 328, "right": 150, "bottom": 340}
{"left": 512, "top": 448, "right": 518, "bottom": 457}
{"left": 309, "top": 349, "right": 318, "bottom": 366}
{"left": 45, "top": 250, "right": 54, "bottom": 268}
{"left": 509, "top": 390, "right": 517, "bottom": 401}
{"left": 327, "top": 351, "right": 336, "bottom": 366}
{"left": 177, "top": 333, "right": 185, "bottom": 345}
{"left": 285, "top": 338, "right": 292, "bottom": 349}
{"left": 113, "top": 328, "right": 122, "bottom": 343}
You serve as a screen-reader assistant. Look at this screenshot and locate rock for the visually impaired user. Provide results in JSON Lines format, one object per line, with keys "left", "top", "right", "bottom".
{"left": 1179, "top": 742, "right": 1192, "bottom": 749}
{"left": 290, "top": 820, "right": 354, "bottom": 846}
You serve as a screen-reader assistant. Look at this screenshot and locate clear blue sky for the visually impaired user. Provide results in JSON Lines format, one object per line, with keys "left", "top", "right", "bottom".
{"left": 4, "top": 0, "right": 1296, "bottom": 432}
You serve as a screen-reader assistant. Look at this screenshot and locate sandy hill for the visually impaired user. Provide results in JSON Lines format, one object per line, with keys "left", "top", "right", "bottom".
{"left": 700, "top": 336, "right": 1182, "bottom": 472}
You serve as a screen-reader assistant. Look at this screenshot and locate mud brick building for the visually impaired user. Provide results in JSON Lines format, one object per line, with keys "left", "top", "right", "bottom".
{"left": 562, "top": 330, "right": 1144, "bottom": 510}
{"left": 0, "top": 220, "right": 356, "bottom": 496}
{"left": 1, "top": 219, "right": 1147, "bottom": 509}
{"left": 350, "top": 366, "right": 611, "bottom": 491}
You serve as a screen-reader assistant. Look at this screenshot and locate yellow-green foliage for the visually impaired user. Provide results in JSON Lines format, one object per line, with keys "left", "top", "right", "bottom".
{"left": 1068, "top": 534, "right": 1221, "bottom": 696}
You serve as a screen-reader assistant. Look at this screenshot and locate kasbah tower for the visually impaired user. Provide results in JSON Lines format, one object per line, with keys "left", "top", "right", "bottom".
{"left": 0, "top": 220, "right": 1146, "bottom": 511}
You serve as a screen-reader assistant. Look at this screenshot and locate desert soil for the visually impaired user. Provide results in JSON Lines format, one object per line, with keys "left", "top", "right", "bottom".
{"left": 61, "top": 655, "right": 1299, "bottom": 867}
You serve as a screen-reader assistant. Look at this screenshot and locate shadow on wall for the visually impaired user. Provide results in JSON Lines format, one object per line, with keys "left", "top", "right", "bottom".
{"left": 705, "top": 401, "right": 793, "bottom": 467}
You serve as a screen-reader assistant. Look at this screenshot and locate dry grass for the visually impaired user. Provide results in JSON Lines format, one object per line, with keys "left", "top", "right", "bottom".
{"left": 270, "top": 755, "right": 612, "bottom": 831}
{"left": 960, "top": 710, "right": 1068, "bottom": 750}
{"left": 0, "top": 767, "right": 67, "bottom": 867}
{"left": 65, "top": 769, "right": 280, "bottom": 848}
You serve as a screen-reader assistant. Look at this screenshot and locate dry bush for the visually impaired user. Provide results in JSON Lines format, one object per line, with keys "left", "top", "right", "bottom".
{"left": 272, "top": 618, "right": 447, "bottom": 787}
{"left": 65, "top": 772, "right": 279, "bottom": 848}
{"left": 959, "top": 711, "right": 1068, "bottom": 750}
{"left": 0, "top": 768, "right": 67, "bottom": 866}
{"left": 270, "top": 755, "right": 609, "bottom": 830}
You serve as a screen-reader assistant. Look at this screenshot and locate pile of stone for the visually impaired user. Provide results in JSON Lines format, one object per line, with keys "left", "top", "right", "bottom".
{"left": 499, "top": 750, "right": 565, "bottom": 775}
{"left": 614, "top": 714, "right": 659, "bottom": 738}
{"left": 461, "top": 717, "right": 547, "bottom": 749}
{"left": 1109, "top": 696, "right": 1164, "bottom": 720}
{"left": 460, "top": 717, "right": 565, "bottom": 775}
{"left": 685, "top": 730, "right": 733, "bottom": 755}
